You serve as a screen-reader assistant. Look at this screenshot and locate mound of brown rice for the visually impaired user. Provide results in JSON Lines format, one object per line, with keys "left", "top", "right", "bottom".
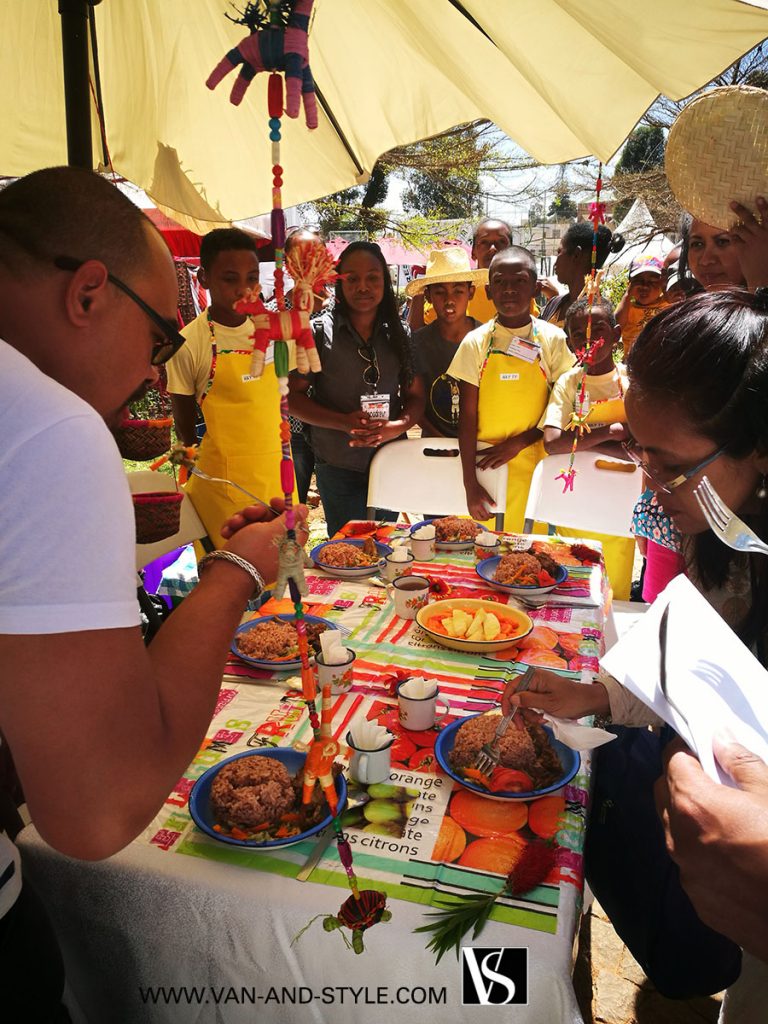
{"left": 450, "top": 715, "right": 562, "bottom": 789}
{"left": 211, "top": 756, "right": 294, "bottom": 829}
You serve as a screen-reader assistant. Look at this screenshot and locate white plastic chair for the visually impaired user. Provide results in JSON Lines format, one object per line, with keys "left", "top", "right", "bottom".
{"left": 366, "top": 438, "right": 508, "bottom": 531}
{"left": 127, "top": 471, "right": 209, "bottom": 571}
{"left": 523, "top": 452, "right": 642, "bottom": 537}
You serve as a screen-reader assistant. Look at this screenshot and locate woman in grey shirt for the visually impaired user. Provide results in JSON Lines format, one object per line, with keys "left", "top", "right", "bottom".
{"left": 289, "top": 241, "right": 425, "bottom": 536}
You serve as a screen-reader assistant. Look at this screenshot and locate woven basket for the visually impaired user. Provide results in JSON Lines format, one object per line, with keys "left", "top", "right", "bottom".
{"left": 666, "top": 85, "right": 768, "bottom": 230}
{"left": 114, "top": 418, "right": 173, "bottom": 461}
{"left": 133, "top": 491, "right": 183, "bottom": 544}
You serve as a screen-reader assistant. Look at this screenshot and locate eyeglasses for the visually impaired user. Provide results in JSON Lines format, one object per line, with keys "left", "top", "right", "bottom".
{"left": 54, "top": 256, "right": 185, "bottom": 365}
{"left": 622, "top": 440, "right": 726, "bottom": 494}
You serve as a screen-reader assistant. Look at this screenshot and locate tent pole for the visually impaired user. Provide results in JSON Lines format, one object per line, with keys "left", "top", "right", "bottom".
{"left": 58, "top": 0, "right": 95, "bottom": 169}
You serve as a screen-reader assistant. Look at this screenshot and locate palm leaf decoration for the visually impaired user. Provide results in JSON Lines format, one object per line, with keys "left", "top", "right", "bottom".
{"left": 413, "top": 891, "right": 501, "bottom": 964}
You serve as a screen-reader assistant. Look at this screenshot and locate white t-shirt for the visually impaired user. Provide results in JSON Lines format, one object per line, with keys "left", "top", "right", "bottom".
{"left": 0, "top": 339, "right": 140, "bottom": 914}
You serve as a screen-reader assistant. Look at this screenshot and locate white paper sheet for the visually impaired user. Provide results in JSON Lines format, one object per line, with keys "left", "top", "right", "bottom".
{"left": 601, "top": 575, "right": 768, "bottom": 785}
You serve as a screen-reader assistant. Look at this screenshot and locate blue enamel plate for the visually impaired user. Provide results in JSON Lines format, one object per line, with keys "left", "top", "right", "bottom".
{"left": 435, "top": 716, "right": 579, "bottom": 802}
{"left": 476, "top": 554, "right": 568, "bottom": 597}
{"left": 410, "top": 518, "right": 488, "bottom": 550}
{"left": 232, "top": 613, "right": 335, "bottom": 672}
{"left": 189, "top": 748, "right": 347, "bottom": 848}
{"left": 310, "top": 538, "right": 391, "bottom": 579}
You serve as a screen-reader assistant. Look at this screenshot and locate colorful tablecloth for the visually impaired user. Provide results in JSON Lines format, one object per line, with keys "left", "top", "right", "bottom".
{"left": 18, "top": 535, "right": 609, "bottom": 1024}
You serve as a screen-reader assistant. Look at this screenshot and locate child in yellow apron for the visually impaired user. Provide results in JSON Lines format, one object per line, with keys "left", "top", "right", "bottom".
{"left": 166, "top": 230, "right": 295, "bottom": 548}
{"left": 541, "top": 296, "right": 635, "bottom": 599}
{"left": 184, "top": 316, "right": 293, "bottom": 546}
{"left": 449, "top": 248, "right": 574, "bottom": 532}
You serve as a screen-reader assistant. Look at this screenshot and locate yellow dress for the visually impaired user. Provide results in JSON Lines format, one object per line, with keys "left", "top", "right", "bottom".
{"left": 621, "top": 297, "right": 667, "bottom": 356}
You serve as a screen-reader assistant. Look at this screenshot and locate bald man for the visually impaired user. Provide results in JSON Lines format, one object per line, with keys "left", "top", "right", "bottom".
{"left": 0, "top": 168, "right": 304, "bottom": 1015}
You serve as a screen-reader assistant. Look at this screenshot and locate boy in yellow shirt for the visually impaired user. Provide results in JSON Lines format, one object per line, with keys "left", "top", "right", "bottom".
{"left": 449, "top": 246, "right": 574, "bottom": 531}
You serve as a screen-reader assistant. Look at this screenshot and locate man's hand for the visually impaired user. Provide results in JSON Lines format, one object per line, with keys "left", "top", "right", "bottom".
{"left": 219, "top": 498, "right": 309, "bottom": 583}
{"left": 731, "top": 196, "right": 768, "bottom": 291}
{"left": 655, "top": 734, "right": 768, "bottom": 964}
{"left": 465, "top": 478, "right": 494, "bottom": 521}
{"left": 503, "top": 669, "right": 610, "bottom": 720}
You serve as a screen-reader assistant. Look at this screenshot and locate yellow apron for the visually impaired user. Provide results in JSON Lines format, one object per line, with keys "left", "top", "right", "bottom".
{"left": 477, "top": 339, "right": 549, "bottom": 533}
{"left": 185, "top": 343, "right": 288, "bottom": 548}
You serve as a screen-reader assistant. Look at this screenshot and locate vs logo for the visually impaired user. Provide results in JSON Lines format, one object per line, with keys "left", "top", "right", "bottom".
{"left": 461, "top": 947, "right": 528, "bottom": 1005}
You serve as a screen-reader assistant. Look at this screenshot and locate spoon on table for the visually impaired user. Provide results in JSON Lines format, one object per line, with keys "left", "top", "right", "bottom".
{"left": 295, "top": 786, "right": 370, "bottom": 882}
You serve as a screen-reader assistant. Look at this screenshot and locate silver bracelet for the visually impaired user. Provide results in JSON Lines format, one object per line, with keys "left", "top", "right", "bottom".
{"left": 198, "top": 550, "right": 266, "bottom": 600}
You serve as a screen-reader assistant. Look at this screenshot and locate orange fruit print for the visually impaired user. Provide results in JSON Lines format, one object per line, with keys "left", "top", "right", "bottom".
{"left": 458, "top": 835, "right": 527, "bottom": 875}
{"left": 449, "top": 790, "right": 528, "bottom": 837}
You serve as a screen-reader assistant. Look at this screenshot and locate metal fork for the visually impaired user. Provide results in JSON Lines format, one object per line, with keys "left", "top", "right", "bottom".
{"left": 475, "top": 667, "right": 535, "bottom": 775}
{"left": 694, "top": 476, "right": 768, "bottom": 557}
{"left": 189, "top": 467, "right": 281, "bottom": 518}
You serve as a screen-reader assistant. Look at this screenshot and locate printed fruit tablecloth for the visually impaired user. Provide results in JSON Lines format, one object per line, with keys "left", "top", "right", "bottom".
{"left": 144, "top": 538, "right": 608, "bottom": 938}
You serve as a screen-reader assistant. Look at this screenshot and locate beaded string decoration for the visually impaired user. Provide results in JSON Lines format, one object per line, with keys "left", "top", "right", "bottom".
{"left": 555, "top": 162, "right": 611, "bottom": 494}
{"left": 208, "top": 0, "right": 387, "bottom": 950}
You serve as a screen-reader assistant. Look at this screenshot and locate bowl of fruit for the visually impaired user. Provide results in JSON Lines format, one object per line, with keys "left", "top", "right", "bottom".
{"left": 415, "top": 598, "right": 533, "bottom": 654}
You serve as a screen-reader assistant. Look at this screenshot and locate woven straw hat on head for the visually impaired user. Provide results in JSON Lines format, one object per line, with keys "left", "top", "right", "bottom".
{"left": 405, "top": 247, "right": 488, "bottom": 297}
{"left": 666, "top": 85, "right": 768, "bottom": 231}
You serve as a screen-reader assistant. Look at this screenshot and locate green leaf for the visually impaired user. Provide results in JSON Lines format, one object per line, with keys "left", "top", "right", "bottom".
{"left": 413, "top": 890, "right": 503, "bottom": 964}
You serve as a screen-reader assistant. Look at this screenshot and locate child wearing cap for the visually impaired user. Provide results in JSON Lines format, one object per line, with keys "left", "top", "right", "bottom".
{"left": 615, "top": 255, "right": 666, "bottom": 355}
{"left": 407, "top": 249, "right": 486, "bottom": 437}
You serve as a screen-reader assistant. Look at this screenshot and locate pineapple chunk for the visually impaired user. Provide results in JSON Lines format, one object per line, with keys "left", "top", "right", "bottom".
{"left": 473, "top": 608, "right": 486, "bottom": 627}
{"left": 443, "top": 618, "right": 457, "bottom": 637}
{"left": 483, "top": 613, "right": 501, "bottom": 640}
{"left": 451, "top": 609, "right": 471, "bottom": 637}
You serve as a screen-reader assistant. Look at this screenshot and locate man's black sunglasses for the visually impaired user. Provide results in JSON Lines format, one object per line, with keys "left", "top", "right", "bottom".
{"left": 54, "top": 256, "right": 185, "bottom": 365}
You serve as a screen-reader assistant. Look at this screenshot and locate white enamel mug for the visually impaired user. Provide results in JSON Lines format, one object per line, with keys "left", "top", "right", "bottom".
{"left": 389, "top": 575, "right": 430, "bottom": 620}
{"left": 315, "top": 648, "right": 355, "bottom": 694}
{"left": 396, "top": 679, "right": 451, "bottom": 731}
{"left": 346, "top": 731, "right": 394, "bottom": 785}
{"left": 383, "top": 551, "right": 415, "bottom": 582}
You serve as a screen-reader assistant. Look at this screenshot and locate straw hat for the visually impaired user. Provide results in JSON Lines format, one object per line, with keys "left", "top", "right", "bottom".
{"left": 405, "top": 247, "right": 488, "bottom": 297}
{"left": 666, "top": 85, "right": 768, "bottom": 231}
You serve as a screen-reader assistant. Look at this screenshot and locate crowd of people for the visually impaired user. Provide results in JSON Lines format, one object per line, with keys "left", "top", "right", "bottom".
{"left": 1, "top": 161, "right": 768, "bottom": 1020}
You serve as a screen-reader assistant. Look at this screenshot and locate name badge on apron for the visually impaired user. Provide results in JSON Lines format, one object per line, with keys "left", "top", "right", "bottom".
{"left": 241, "top": 374, "right": 258, "bottom": 383}
{"left": 360, "top": 392, "right": 390, "bottom": 421}
{"left": 499, "top": 372, "right": 520, "bottom": 381}
{"left": 506, "top": 337, "right": 540, "bottom": 363}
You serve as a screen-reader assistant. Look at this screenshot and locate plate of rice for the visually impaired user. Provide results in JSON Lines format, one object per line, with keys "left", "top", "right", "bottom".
{"left": 232, "top": 614, "right": 334, "bottom": 671}
{"left": 435, "top": 713, "right": 579, "bottom": 801}
{"left": 476, "top": 551, "right": 568, "bottom": 597}
{"left": 310, "top": 538, "right": 391, "bottom": 579}
{"left": 410, "top": 516, "right": 488, "bottom": 550}
{"left": 189, "top": 748, "right": 347, "bottom": 847}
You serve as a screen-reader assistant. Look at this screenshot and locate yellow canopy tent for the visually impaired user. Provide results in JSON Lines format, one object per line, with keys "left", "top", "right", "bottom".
{"left": 2, "top": 0, "right": 767, "bottom": 229}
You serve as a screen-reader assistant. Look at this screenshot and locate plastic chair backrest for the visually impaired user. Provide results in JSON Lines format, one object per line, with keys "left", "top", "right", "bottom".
{"left": 523, "top": 452, "right": 641, "bottom": 537}
{"left": 127, "top": 471, "right": 208, "bottom": 570}
{"left": 366, "top": 438, "right": 508, "bottom": 531}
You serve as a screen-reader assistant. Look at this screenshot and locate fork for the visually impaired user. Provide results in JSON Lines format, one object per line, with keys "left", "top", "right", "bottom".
{"left": 475, "top": 667, "right": 535, "bottom": 775}
{"left": 189, "top": 467, "right": 281, "bottom": 518}
{"left": 694, "top": 476, "right": 768, "bottom": 557}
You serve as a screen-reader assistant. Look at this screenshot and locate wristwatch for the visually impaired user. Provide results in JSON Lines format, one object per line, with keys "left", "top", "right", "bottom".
{"left": 198, "top": 550, "right": 266, "bottom": 600}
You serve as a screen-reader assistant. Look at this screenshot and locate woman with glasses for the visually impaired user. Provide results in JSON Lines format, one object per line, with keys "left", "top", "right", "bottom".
{"left": 288, "top": 242, "right": 425, "bottom": 537}
{"left": 505, "top": 290, "right": 768, "bottom": 1004}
